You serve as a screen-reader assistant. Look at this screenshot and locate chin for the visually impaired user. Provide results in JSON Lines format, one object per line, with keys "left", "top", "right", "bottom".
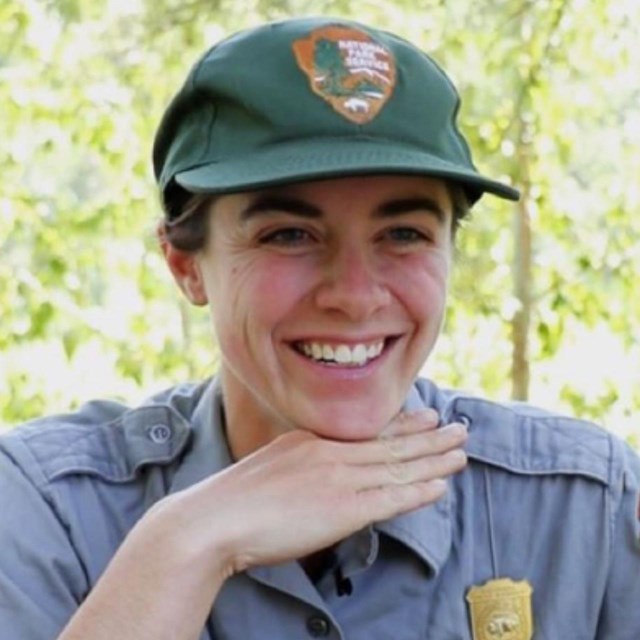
{"left": 294, "top": 400, "right": 399, "bottom": 442}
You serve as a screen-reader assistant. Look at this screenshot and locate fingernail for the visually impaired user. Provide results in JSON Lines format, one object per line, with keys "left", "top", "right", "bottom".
{"left": 444, "top": 422, "right": 468, "bottom": 437}
{"left": 419, "top": 408, "right": 440, "bottom": 424}
{"left": 452, "top": 448, "right": 467, "bottom": 464}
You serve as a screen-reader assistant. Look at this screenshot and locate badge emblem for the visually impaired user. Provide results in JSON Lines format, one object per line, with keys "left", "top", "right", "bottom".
{"left": 466, "top": 578, "right": 534, "bottom": 640}
{"left": 292, "top": 25, "right": 396, "bottom": 124}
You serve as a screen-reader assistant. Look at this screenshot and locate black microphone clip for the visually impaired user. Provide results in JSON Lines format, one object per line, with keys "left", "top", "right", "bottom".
{"left": 334, "top": 566, "right": 353, "bottom": 597}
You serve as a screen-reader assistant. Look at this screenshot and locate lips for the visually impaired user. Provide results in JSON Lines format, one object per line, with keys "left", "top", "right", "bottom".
{"left": 293, "top": 339, "right": 387, "bottom": 366}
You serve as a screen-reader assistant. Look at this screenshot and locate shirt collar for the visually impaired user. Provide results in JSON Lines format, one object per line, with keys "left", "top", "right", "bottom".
{"left": 168, "top": 376, "right": 454, "bottom": 575}
{"left": 168, "top": 377, "right": 232, "bottom": 494}
{"left": 374, "top": 381, "right": 454, "bottom": 576}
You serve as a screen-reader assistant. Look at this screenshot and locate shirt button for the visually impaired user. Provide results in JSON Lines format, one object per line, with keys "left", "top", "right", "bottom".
{"left": 306, "top": 614, "right": 331, "bottom": 637}
{"left": 456, "top": 413, "right": 472, "bottom": 429}
{"left": 147, "top": 423, "right": 172, "bottom": 444}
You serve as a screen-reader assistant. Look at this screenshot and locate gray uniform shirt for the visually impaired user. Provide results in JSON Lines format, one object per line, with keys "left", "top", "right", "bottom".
{"left": 1, "top": 377, "right": 639, "bottom": 640}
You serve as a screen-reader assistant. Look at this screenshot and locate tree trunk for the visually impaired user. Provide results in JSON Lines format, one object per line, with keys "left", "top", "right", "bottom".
{"left": 511, "top": 128, "right": 533, "bottom": 401}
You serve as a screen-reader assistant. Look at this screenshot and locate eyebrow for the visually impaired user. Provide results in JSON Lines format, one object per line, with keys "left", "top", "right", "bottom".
{"left": 376, "top": 197, "right": 448, "bottom": 225}
{"left": 240, "top": 195, "right": 321, "bottom": 221}
{"left": 240, "top": 194, "right": 448, "bottom": 224}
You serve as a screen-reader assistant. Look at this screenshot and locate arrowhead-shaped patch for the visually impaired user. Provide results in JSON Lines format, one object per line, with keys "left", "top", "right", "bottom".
{"left": 292, "top": 25, "right": 396, "bottom": 125}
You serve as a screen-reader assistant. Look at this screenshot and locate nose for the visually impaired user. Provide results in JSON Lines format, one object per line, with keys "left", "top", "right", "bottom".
{"left": 314, "top": 244, "right": 391, "bottom": 320}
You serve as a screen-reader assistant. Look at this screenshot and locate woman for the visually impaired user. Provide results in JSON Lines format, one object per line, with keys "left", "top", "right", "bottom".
{"left": 1, "top": 17, "right": 638, "bottom": 640}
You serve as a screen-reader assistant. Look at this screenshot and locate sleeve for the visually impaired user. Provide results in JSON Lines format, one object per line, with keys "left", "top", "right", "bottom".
{"left": 0, "top": 445, "right": 87, "bottom": 640}
{"left": 596, "top": 441, "right": 640, "bottom": 639}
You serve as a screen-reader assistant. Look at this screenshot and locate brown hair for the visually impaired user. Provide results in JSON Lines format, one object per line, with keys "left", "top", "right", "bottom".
{"left": 161, "top": 184, "right": 214, "bottom": 252}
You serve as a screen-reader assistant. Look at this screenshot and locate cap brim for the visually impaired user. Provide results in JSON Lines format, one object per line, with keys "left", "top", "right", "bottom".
{"left": 174, "top": 138, "right": 520, "bottom": 203}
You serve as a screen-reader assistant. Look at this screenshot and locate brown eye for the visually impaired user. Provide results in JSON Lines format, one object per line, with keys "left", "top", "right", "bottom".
{"left": 386, "top": 227, "right": 431, "bottom": 243}
{"left": 259, "top": 227, "right": 313, "bottom": 246}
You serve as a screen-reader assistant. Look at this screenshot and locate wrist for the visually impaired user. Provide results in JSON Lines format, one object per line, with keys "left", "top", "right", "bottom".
{"left": 144, "top": 487, "right": 238, "bottom": 585}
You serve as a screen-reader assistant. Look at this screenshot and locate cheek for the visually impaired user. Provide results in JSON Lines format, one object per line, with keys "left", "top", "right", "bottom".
{"left": 210, "top": 254, "right": 317, "bottom": 335}
{"left": 387, "top": 252, "right": 450, "bottom": 316}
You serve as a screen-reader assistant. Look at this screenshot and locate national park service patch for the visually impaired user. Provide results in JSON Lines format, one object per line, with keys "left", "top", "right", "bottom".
{"left": 292, "top": 25, "right": 396, "bottom": 124}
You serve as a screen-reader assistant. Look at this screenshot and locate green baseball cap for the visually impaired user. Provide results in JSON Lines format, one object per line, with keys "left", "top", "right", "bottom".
{"left": 153, "top": 17, "right": 519, "bottom": 216}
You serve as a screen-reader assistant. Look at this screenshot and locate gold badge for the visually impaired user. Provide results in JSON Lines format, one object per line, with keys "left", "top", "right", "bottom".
{"left": 466, "top": 578, "right": 534, "bottom": 640}
{"left": 292, "top": 25, "right": 396, "bottom": 124}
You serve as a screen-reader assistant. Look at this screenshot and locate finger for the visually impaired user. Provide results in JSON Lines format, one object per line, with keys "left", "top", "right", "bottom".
{"left": 353, "top": 447, "right": 467, "bottom": 490}
{"left": 360, "top": 478, "right": 450, "bottom": 523}
{"left": 340, "top": 420, "right": 467, "bottom": 466}
{"left": 333, "top": 409, "right": 439, "bottom": 465}
{"left": 379, "top": 421, "right": 468, "bottom": 462}
{"left": 380, "top": 408, "right": 440, "bottom": 438}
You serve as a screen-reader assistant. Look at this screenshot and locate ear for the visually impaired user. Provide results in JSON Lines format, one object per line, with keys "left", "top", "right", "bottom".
{"left": 157, "top": 223, "right": 208, "bottom": 306}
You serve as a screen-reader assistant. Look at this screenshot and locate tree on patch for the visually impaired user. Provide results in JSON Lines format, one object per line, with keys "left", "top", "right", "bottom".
{"left": 353, "top": 79, "right": 384, "bottom": 97}
{"left": 314, "top": 39, "right": 349, "bottom": 96}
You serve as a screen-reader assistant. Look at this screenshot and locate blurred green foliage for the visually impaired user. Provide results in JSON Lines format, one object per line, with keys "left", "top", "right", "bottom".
{"left": 1, "top": 0, "right": 638, "bottom": 446}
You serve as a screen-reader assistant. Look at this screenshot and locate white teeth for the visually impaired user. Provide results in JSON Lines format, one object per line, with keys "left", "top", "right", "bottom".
{"left": 322, "top": 344, "right": 334, "bottom": 360}
{"left": 298, "top": 340, "right": 386, "bottom": 366}
{"left": 353, "top": 344, "right": 368, "bottom": 365}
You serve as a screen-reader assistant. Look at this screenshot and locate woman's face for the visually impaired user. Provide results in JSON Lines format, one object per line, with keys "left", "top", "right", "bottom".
{"left": 194, "top": 175, "right": 453, "bottom": 454}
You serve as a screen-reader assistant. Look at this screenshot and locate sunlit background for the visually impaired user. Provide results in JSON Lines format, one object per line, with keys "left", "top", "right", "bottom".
{"left": 1, "top": 0, "right": 638, "bottom": 449}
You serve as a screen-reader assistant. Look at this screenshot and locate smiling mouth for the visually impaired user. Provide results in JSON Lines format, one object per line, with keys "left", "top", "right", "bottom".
{"left": 293, "top": 339, "right": 391, "bottom": 367}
